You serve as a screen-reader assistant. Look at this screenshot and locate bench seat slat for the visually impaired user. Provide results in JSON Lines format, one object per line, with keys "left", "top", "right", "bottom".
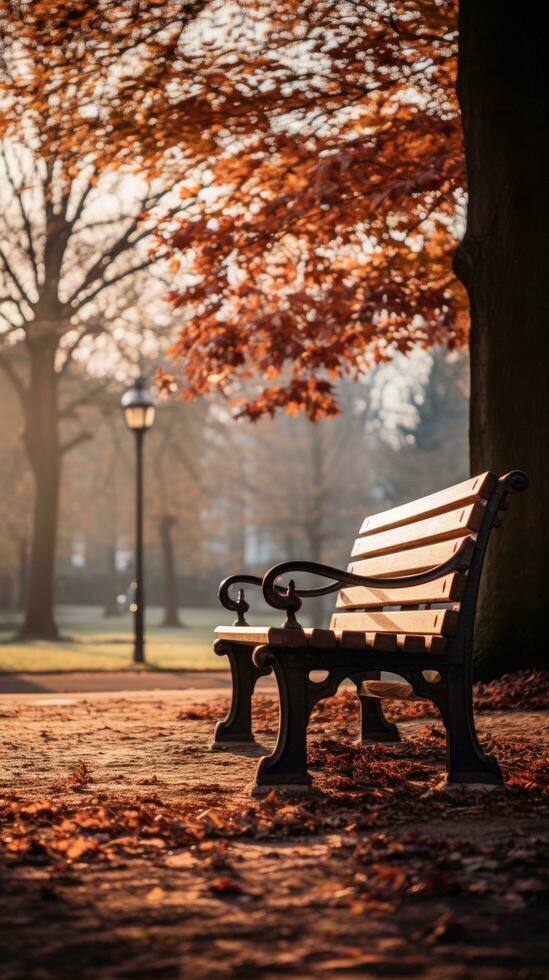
{"left": 404, "top": 634, "right": 447, "bottom": 654}
{"left": 216, "top": 626, "right": 345, "bottom": 647}
{"left": 337, "top": 630, "right": 398, "bottom": 651}
{"left": 348, "top": 536, "right": 473, "bottom": 579}
{"left": 330, "top": 609, "right": 459, "bottom": 636}
{"left": 214, "top": 626, "right": 448, "bottom": 653}
{"left": 336, "top": 572, "right": 466, "bottom": 609}
{"left": 337, "top": 632, "right": 447, "bottom": 654}
{"left": 361, "top": 680, "right": 417, "bottom": 700}
{"left": 215, "top": 626, "right": 390, "bottom": 649}
{"left": 359, "top": 472, "right": 496, "bottom": 537}
{"left": 351, "top": 502, "right": 485, "bottom": 560}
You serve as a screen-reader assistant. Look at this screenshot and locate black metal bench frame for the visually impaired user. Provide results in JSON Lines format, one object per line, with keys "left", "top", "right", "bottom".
{"left": 213, "top": 470, "right": 528, "bottom": 789}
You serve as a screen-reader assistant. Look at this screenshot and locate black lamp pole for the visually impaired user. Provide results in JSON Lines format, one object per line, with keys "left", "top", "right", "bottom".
{"left": 133, "top": 427, "right": 145, "bottom": 664}
{"left": 121, "top": 377, "right": 156, "bottom": 666}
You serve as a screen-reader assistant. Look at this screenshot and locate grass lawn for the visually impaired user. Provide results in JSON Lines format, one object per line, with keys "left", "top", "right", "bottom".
{"left": 0, "top": 604, "right": 281, "bottom": 672}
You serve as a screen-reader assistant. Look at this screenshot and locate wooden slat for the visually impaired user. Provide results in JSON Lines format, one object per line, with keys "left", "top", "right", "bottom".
{"left": 216, "top": 625, "right": 382, "bottom": 649}
{"left": 215, "top": 625, "right": 444, "bottom": 652}
{"left": 215, "top": 625, "right": 342, "bottom": 647}
{"left": 306, "top": 628, "right": 340, "bottom": 648}
{"left": 337, "top": 631, "right": 398, "bottom": 651}
{"left": 336, "top": 572, "right": 465, "bottom": 610}
{"left": 334, "top": 632, "right": 446, "bottom": 654}
{"left": 348, "top": 536, "right": 473, "bottom": 580}
{"left": 330, "top": 609, "right": 459, "bottom": 636}
{"left": 396, "top": 634, "right": 447, "bottom": 655}
{"left": 351, "top": 502, "right": 485, "bottom": 560}
{"left": 361, "top": 680, "right": 417, "bottom": 700}
{"left": 362, "top": 673, "right": 442, "bottom": 696}
{"left": 359, "top": 472, "right": 496, "bottom": 537}
{"left": 215, "top": 625, "right": 306, "bottom": 647}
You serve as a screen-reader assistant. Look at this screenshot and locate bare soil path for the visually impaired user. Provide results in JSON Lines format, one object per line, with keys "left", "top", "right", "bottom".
{"left": 0, "top": 688, "right": 547, "bottom": 979}
{"left": 0, "top": 669, "right": 242, "bottom": 695}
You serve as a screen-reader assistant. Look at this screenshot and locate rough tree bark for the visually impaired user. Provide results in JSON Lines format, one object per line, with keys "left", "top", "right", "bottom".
{"left": 22, "top": 335, "right": 61, "bottom": 639}
{"left": 455, "top": 1, "right": 549, "bottom": 676}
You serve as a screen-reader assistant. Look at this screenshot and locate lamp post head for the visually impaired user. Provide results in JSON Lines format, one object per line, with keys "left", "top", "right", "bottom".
{"left": 121, "top": 376, "right": 156, "bottom": 432}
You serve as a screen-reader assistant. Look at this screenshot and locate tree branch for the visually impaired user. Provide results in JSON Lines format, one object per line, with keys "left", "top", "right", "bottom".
{"left": 0, "top": 317, "right": 26, "bottom": 340}
{"left": 59, "top": 379, "right": 112, "bottom": 419}
{"left": 0, "top": 351, "right": 27, "bottom": 405}
{"left": 60, "top": 430, "right": 94, "bottom": 455}
{"left": 71, "top": 251, "right": 169, "bottom": 313}
{"left": 0, "top": 247, "right": 33, "bottom": 308}
{"left": 69, "top": 168, "right": 98, "bottom": 226}
{"left": 66, "top": 207, "right": 154, "bottom": 308}
{"left": 0, "top": 294, "right": 30, "bottom": 326}
{"left": 56, "top": 321, "right": 103, "bottom": 376}
{"left": 1, "top": 143, "right": 40, "bottom": 290}
{"left": 66, "top": 193, "right": 191, "bottom": 309}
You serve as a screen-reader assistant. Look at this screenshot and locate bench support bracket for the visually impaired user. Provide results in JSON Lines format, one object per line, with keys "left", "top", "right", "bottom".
{"left": 443, "top": 665, "right": 503, "bottom": 785}
{"left": 211, "top": 640, "right": 271, "bottom": 748}
{"left": 400, "top": 665, "right": 503, "bottom": 786}
{"left": 253, "top": 650, "right": 314, "bottom": 786}
{"left": 358, "top": 690, "right": 401, "bottom": 744}
{"left": 252, "top": 650, "right": 354, "bottom": 786}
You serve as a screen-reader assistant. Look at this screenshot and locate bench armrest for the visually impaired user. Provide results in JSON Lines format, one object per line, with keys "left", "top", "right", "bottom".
{"left": 262, "top": 538, "right": 476, "bottom": 623}
{"left": 218, "top": 574, "right": 263, "bottom": 625}
{"left": 218, "top": 573, "right": 289, "bottom": 625}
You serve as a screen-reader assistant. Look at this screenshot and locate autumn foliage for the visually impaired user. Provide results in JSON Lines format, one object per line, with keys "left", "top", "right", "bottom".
{"left": 1, "top": 0, "right": 464, "bottom": 420}
{"left": 160, "top": 0, "right": 467, "bottom": 418}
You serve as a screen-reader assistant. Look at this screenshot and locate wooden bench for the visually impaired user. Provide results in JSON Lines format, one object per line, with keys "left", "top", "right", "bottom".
{"left": 213, "top": 470, "right": 528, "bottom": 790}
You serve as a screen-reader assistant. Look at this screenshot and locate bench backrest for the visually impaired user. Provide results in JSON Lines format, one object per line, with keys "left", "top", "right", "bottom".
{"left": 329, "top": 472, "right": 498, "bottom": 651}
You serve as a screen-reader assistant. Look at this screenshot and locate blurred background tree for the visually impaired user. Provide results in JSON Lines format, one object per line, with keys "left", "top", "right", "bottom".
{"left": 0, "top": 348, "right": 468, "bottom": 633}
{"left": 0, "top": 131, "right": 185, "bottom": 640}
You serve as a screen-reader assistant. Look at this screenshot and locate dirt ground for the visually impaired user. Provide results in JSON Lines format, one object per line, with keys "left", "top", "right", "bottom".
{"left": 0, "top": 687, "right": 548, "bottom": 979}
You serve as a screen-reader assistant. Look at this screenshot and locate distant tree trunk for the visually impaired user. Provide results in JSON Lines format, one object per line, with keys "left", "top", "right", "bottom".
{"left": 305, "top": 423, "right": 326, "bottom": 628}
{"left": 17, "top": 537, "right": 28, "bottom": 611}
{"left": 159, "top": 513, "right": 183, "bottom": 628}
{"left": 103, "top": 544, "right": 120, "bottom": 617}
{"left": 22, "top": 335, "right": 61, "bottom": 640}
{"left": 0, "top": 574, "right": 13, "bottom": 609}
{"left": 103, "top": 440, "right": 121, "bottom": 617}
{"left": 455, "top": 1, "right": 549, "bottom": 676}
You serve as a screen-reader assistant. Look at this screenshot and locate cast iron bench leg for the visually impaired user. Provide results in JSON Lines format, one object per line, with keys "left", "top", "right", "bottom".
{"left": 358, "top": 693, "right": 401, "bottom": 743}
{"left": 212, "top": 641, "right": 266, "bottom": 748}
{"left": 255, "top": 655, "right": 312, "bottom": 788}
{"left": 352, "top": 673, "right": 400, "bottom": 743}
{"left": 444, "top": 666, "right": 503, "bottom": 785}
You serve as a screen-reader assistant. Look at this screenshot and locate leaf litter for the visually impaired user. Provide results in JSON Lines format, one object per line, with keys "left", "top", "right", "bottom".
{"left": 0, "top": 670, "right": 547, "bottom": 977}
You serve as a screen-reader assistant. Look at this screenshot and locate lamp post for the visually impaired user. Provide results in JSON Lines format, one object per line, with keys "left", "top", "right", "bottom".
{"left": 121, "top": 376, "right": 156, "bottom": 664}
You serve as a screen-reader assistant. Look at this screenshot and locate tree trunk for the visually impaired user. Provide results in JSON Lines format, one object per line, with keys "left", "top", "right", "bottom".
{"left": 159, "top": 513, "right": 183, "bottom": 628}
{"left": 22, "top": 336, "right": 61, "bottom": 640}
{"left": 17, "top": 538, "right": 28, "bottom": 612}
{"left": 103, "top": 544, "right": 120, "bottom": 617}
{"left": 305, "top": 423, "right": 326, "bottom": 628}
{"left": 455, "top": 1, "right": 549, "bottom": 676}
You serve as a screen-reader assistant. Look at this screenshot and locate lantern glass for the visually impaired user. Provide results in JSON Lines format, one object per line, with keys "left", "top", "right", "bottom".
{"left": 121, "top": 378, "right": 156, "bottom": 432}
{"left": 123, "top": 404, "right": 156, "bottom": 431}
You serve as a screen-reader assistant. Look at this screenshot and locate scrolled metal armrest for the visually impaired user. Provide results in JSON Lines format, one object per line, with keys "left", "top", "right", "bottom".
{"left": 218, "top": 574, "right": 263, "bottom": 625}
{"left": 218, "top": 574, "right": 263, "bottom": 612}
{"left": 262, "top": 537, "right": 476, "bottom": 618}
{"left": 218, "top": 573, "right": 287, "bottom": 626}
{"left": 500, "top": 470, "right": 529, "bottom": 495}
